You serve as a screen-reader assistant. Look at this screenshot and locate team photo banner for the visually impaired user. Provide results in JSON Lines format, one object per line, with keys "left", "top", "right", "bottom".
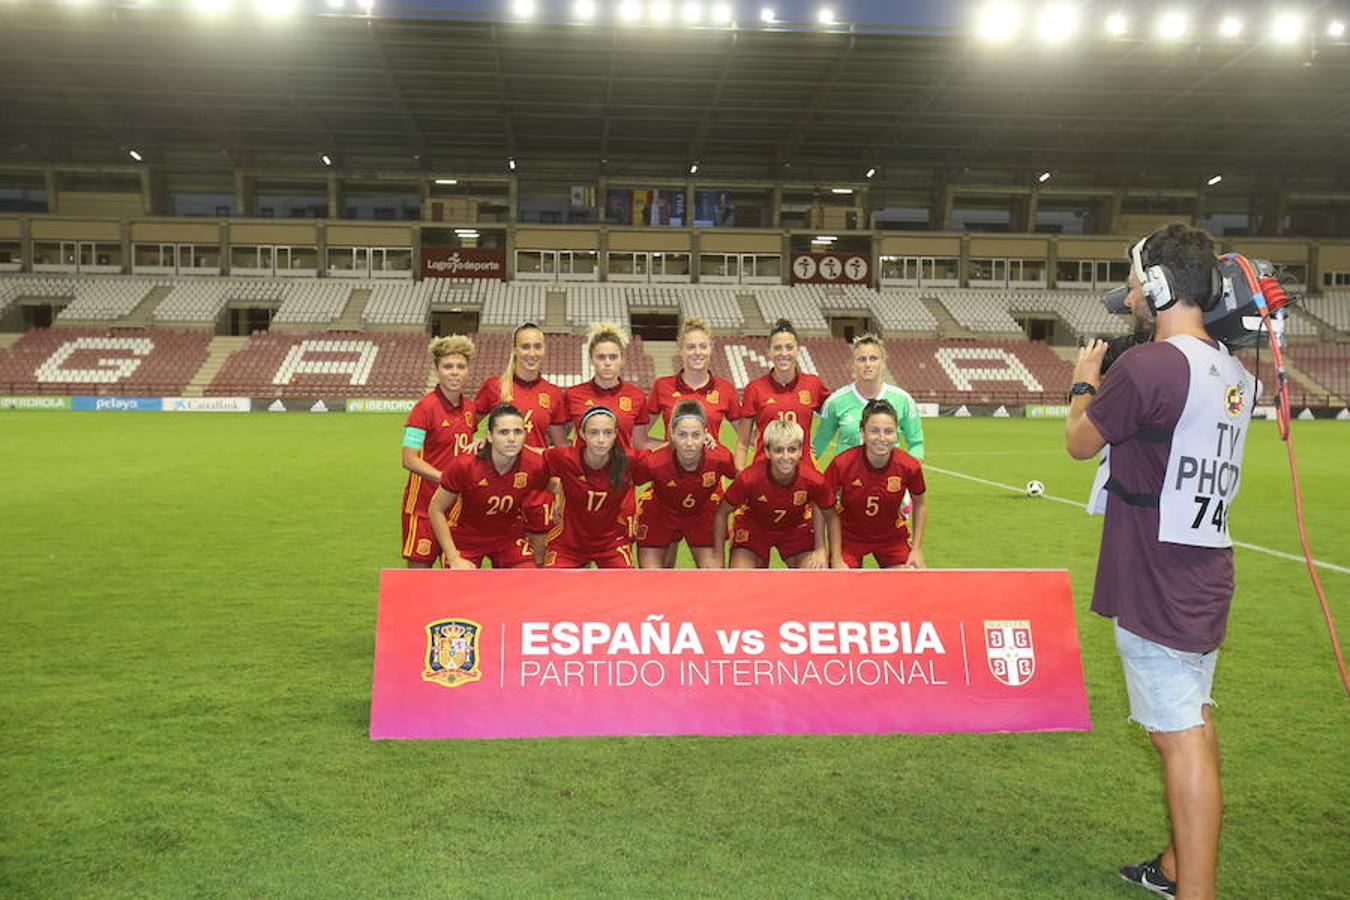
{"left": 370, "top": 569, "right": 1091, "bottom": 740}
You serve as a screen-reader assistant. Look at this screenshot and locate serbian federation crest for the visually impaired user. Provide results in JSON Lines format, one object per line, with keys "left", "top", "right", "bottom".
{"left": 985, "top": 619, "right": 1035, "bottom": 687}
{"left": 422, "top": 619, "right": 484, "bottom": 688}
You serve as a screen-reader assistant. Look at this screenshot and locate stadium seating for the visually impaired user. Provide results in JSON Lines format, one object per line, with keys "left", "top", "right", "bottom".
{"left": 1300, "top": 292, "right": 1350, "bottom": 333}
{"left": 479, "top": 282, "right": 547, "bottom": 327}
{"left": 271, "top": 280, "right": 353, "bottom": 325}
{"left": 0, "top": 327, "right": 211, "bottom": 395}
{"left": 0, "top": 275, "right": 165, "bottom": 322}
{"left": 154, "top": 279, "right": 287, "bottom": 323}
{"left": 884, "top": 338, "right": 1075, "bottom": 404}
{"left": 753, "top": 286, "right": 829, "bottom": 331}
{"left": 870, "top": 289, "right": 940, "bottom": 334}
{"left": 680, "top": 288, "right": 743, "bottom": 329}
{"left": 206, "top": 331, "right": 432, "bottom": 398}
{"left": 565, "top": 285, "right": 631, "bottom": 329}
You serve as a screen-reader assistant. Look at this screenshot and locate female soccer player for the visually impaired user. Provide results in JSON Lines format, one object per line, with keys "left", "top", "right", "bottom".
{"left": 823, "top": 399, "right": 928, "bottom": 569}
{"left": 400, "top": 334, "right": 478, "bottom": 568}
{"left": 632, "top": 400, "right": 737, "bottom": 569}
{"left": 427, "top": 404, "right": 550, "bottom": 569}
{"left": 713, "top": 418, "right": 831, "bottom": 569}
{"left": 645, "top": 316, "right": 739, "bottom": 446}
{"left": 541, "top": 406, "right": 640, "bottom": 568}
{"left": 734, "top": 318, "right": 829, "bottom": 470}
{"left": 812, "top": 333, "right": 926, "bottom": 462}
{"left": 564, "top": 321, "right": 649, "bottom": 450}
{"left": 474, "top": 322, "right": 567, "bottom": 554}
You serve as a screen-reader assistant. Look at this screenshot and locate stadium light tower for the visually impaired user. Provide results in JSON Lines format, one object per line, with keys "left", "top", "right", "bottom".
{"left": 1330, "top": 20, "right": 1346, "bottom": 38}
{"left": 574, "top": 0, "right": 597, "bottom": 19}
{"left": 327, "top": 0, "right": 345, "bottom": 9}
{"left": 1219, "top": 15, "right": 1243, "bottom": 38}
{"left": 618, "top": 0, "right": 641, "bottom": 24}
{"left": 817, "top": 6, "right": 836, "bottom": 26}
{"left": 1104, "top": 11, "right": 1128, "bottom": 36}
{"left": 1036, "top": 3, "right": 1079, "bottom": 44}
{"left": 511, "top": 0, "right": 536, "bottom": 18}
{"left": 356, "top": 0, "right": 373, "bottom": 13}
{"left": 759, "top": 6, "right": 775, "bottom": 24}
{"left": 975, "top": 2, "right": 1023, "bottom": 44}
{"left": 709, "top": 2, "right": 731, "bottom": 24}
{"left": 256, "top": 0, "right": 299, "bottom": 20}
{"left": 649, "top": 0, "right": 672, "bottom": 24}
{"left": 681, "top": 1, "right": 702, "bottom": 24}
{"left": 1271, "top": 12, "right": 1305, "bottom": 44}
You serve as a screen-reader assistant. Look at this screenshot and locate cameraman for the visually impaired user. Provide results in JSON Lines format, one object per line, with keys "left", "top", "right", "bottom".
{"left": 1066, "top": 223, "right": 1257, "bottom": 900}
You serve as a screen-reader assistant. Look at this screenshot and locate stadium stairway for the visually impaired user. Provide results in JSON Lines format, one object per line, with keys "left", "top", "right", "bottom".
{"left": 184, "top": 336, "right": 250, "bottom": 397}
{"left": 645, "top": 340, "right": 678, "bottom": 379}
{"left": 920, "top": 296, "right": 977, "bottom": 340}
{"left": 544, "top": 291, "right": 567, "bottom": 332}
{"left": 118, "top": 285, "right": 175, "bottom": 329}
{"left": 737, "top": 293, "right": 768, "bottom": 333}
{"left": 330, "top": 288, "right": 372, "bottom": 332}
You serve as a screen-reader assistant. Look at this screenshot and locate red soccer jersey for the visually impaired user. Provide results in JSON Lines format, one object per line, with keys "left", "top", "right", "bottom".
{"left": 740, "top": 371, "right": 829, "bottom": 457}
{"left": 823, "top": 445, "right": 927, "bottom": 542}
{"left": 632, "top": 444, "right": 737, "bottom": 518}
{"left": 645, "top": 371, "right": 740, "bottom": 444}
{"left": 723, "top": 459, "right": 832, "bottom": 532}
{"left": 439, "top": 450, "right": 551, "bottom": 544}
{"left": 475, "top": 374, "right": 566, "bottom": 451}
{"left": 563, "top": 379, "right": 650, "bottom": 451}
{"left": 543, "top": 445, "right": 642, "bottom": 550}
{"left": 403, "top": 389, "right": 477, "bottom": 516}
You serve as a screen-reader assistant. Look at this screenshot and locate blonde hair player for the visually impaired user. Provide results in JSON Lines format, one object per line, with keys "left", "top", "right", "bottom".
{"left": 399, "top": 335, "right": 478, "bottom": 568}
{"left": 644, "top": 316, "right": 740, "bottom": 448}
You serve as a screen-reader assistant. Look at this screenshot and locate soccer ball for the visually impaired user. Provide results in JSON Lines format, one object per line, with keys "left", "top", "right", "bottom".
{"left": 1025, "top": 480, "right": 1045, "bottom": 498}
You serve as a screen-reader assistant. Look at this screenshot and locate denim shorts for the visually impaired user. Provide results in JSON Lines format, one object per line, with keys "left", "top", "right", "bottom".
{"left": 1114, "top": 622, "right": 1217, "bottom": 733}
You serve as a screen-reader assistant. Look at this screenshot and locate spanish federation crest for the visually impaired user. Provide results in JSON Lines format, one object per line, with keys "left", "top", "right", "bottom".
{"left": 985, "top": 619, "right": 1035, "bottom": 687}
{"left": 423, "top": 619, "right": 483, "bottom": 688}
{"left": 1225, "top": 383, "right": 1245, "bottom": 417}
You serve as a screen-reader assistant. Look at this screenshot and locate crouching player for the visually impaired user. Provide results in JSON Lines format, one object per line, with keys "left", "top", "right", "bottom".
{"left": 632, "top": 400, "right": 737, "bottom": 569}
{"left": 541, "top": 406, "right": 640, "bottom": 569}
{"left": 427, "top": 404, "right": 549, "bottom": 569}
{"left": 713, "top": 419, "right": 831, "bottom": 569}
{"left": 823, "top": 399, "right": 928, "bottom": 569}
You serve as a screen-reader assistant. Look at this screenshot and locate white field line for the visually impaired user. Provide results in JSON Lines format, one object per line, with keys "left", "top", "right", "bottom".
{"left": 924, "top": 463, "right": 1350, "bottom": 576}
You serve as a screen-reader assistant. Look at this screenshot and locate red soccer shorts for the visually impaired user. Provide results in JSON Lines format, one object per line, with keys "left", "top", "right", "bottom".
{"left": 731, "top": 518, "right": 815, "bottom": 564}
{"left": 635, "top": 505, "right": 718, "bottom": 549}
{"left": 545, "top": 541, "right": 635, "bottom": 569}
{"left": 454, "top": 532, "right": 537, "bottom": 569}
{"left": 839, "top": 538, "right": 911, "bottom": 569}
{"left": 401, "top": 512, "right": 440, "bottom": 563}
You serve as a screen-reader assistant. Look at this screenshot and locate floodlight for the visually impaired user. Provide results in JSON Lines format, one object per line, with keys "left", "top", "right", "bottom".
{"left": 681, "top": 1, "right": 701, "bottom": 23}
{"left": 865, "top": 167, "right": 876, "bottom": 178}
{"left": 813, "top": 235, "right": 837, "bottom": 242}
{"left": 256, "top": 0, "right": 298, "bottom": 19}
{"left": 1156, "top": 10, "right": 1190, "bottom": 41}
{"left": 1330, "top": 21, "right": 1346, "bottom": 38}
{"left": 511, "top": 0, "right": 536, "bottom": 18}
{"left": 830, "top": 188, "right": 853, "bottom": 194}
{"left": 508, "top": 157, "right": 517, "bottom": 170}
{"left": 434, "top": 178, "right": 458, "bottom": 185}
{"left": 975, "top": 2, "right": 1022, "bottom": 44}
{"left": 709, "top": 2, "right": 731, "bottom": 24}
{"left": 817, "top": 6, "right": 835, "bottom": 26}
{"left": 1207, "top": 174, "right": 1223, "bottom": 186}
{"left": 574, "top": 0, "right": 596, "bottom": 18}
{"left": 129, "top": 149, "right": 144, "bottom": 162}
{"left": 618, "top": 0, "right": 641, "bottom": 22}
{"left": 1104, "top": 12, "right": 1127, "bottom": 36}
{"left": 1272, "top": 12, "right": 1304, "bottom": 44}
{"left": 1038, "top": 171, "right": 1051, "bottom": 183}
{"left": 1036, "top": 3, "right": 1079, "bottom": 44}
{"left": 651, "top": 0, "right": 673, "bottom": 23}
{"left": 1219, "top": 16, "right": 1243, "bottom": 38}
{"left": 759, "top": 6, "right": 774, "bottom": 24}
{"left": 689, "top": 163, "right": 699, "bottom": 174}
{"left": 321, "top": 154, "right": 333, "bottom": 166}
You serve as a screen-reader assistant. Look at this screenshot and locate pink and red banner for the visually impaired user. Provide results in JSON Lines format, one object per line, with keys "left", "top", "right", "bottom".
{"left": 369, "top": 569, "right": 1091, "bottom": 740}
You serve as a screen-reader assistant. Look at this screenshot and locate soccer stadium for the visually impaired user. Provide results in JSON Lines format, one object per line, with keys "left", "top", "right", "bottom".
{"left": 1, "top": 1, "right": 1347, "bottom": 896}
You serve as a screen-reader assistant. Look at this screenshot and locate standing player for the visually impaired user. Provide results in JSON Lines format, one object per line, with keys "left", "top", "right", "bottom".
{"left": 812, "top": 334, "right": 925, "bottom": 462}
{"left": 427, "top": 404, "right": 549, "bottom": 569}
{"left": 645, "top": 317, "right": 740, "bottom": 446}
{"left": 823, "top": 399, "right": 928, "bottom": 569}
{"left": 475, "top": 322, "right": 567, "bottom": 558}
{"left": 541, "top": 406, "right": 640, "bottom": 569}
{"left": 564, "top": 321, "right": 650, "bottom": 449}
{"left": 632, "top": 400, "right": 737, "bottom": 569}
{"left": 713, "top": 419, "right": 831, "bottom": 569}
{"left": 734, "top": 319, "right": 829, "bottom": 470}
{"left": 399, "top": 335, "right": 478, "bottom": 567}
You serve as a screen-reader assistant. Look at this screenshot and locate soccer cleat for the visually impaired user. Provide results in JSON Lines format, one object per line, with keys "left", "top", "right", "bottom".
{"left": 1118, "top": 855, "right": 1177, "bottom": 897}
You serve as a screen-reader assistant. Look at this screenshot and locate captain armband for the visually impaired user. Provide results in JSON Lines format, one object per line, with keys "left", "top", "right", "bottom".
{"left": 402, "top": 427, "right": 428, "bottom": 450}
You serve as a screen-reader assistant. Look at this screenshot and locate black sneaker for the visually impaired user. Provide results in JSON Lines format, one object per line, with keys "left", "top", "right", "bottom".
{"left": 1119, "top": 855, "right": 1177, "bottom": 897}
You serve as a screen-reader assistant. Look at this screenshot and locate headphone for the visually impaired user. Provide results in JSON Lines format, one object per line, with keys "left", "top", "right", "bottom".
{"left": 1130, "top": 232, "right": 1222, "bottom": 313}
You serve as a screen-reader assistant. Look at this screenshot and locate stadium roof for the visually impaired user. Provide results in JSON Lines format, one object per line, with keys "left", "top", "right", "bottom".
{"left": 1, "top": 7, "right": 1348, "bottom": 191}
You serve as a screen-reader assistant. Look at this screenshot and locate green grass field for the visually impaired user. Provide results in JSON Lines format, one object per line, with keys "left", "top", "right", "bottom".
{"left": 1, "top": 413, "right": 1346, "bottom": 898}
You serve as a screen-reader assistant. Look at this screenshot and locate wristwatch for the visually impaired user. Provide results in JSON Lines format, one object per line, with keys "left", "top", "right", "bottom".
{"left": 1069, "top": 382, "right": 1097, "bottom": 402}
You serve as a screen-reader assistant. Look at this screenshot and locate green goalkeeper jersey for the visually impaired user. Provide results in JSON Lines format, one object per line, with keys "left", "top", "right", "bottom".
{"left": 811, "top": 383, "right": 926, "bottom": 460}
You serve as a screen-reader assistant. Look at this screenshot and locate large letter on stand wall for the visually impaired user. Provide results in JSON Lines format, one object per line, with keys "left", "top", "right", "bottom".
{"left": 370, "top": 570, "right": 1091, "bottom": 739}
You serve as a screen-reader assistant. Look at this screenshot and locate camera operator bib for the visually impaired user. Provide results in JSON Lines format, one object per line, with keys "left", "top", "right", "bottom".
{"left": 1087, "top": 335, "right": 1255, "bottom": 548}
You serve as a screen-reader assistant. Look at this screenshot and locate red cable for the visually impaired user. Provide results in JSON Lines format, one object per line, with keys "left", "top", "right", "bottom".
{"left": 1255, "top": 288, "right": 1349, "bottom": 696}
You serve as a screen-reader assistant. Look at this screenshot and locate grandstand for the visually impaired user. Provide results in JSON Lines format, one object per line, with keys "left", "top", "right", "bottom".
{"left": 0, "top": 328, "right": 211, "bottom": 395}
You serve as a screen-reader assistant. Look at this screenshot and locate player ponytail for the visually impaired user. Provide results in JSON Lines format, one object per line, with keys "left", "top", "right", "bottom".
{"left": 580, "top": 405, "right": 628, "bottom": 490}
{"left": 859, "top": 398, "right": 898, "bottom": 437}
{"left": 500, "top": 322, "right": 543, "bottom": 403}
{"left": 769, "top": 319, "right": 798, "bottom": 342}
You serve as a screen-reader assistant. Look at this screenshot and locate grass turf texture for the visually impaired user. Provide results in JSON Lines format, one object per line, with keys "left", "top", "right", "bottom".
{"left": 1, "top": 413, "right": 1346, "bottom": 899}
